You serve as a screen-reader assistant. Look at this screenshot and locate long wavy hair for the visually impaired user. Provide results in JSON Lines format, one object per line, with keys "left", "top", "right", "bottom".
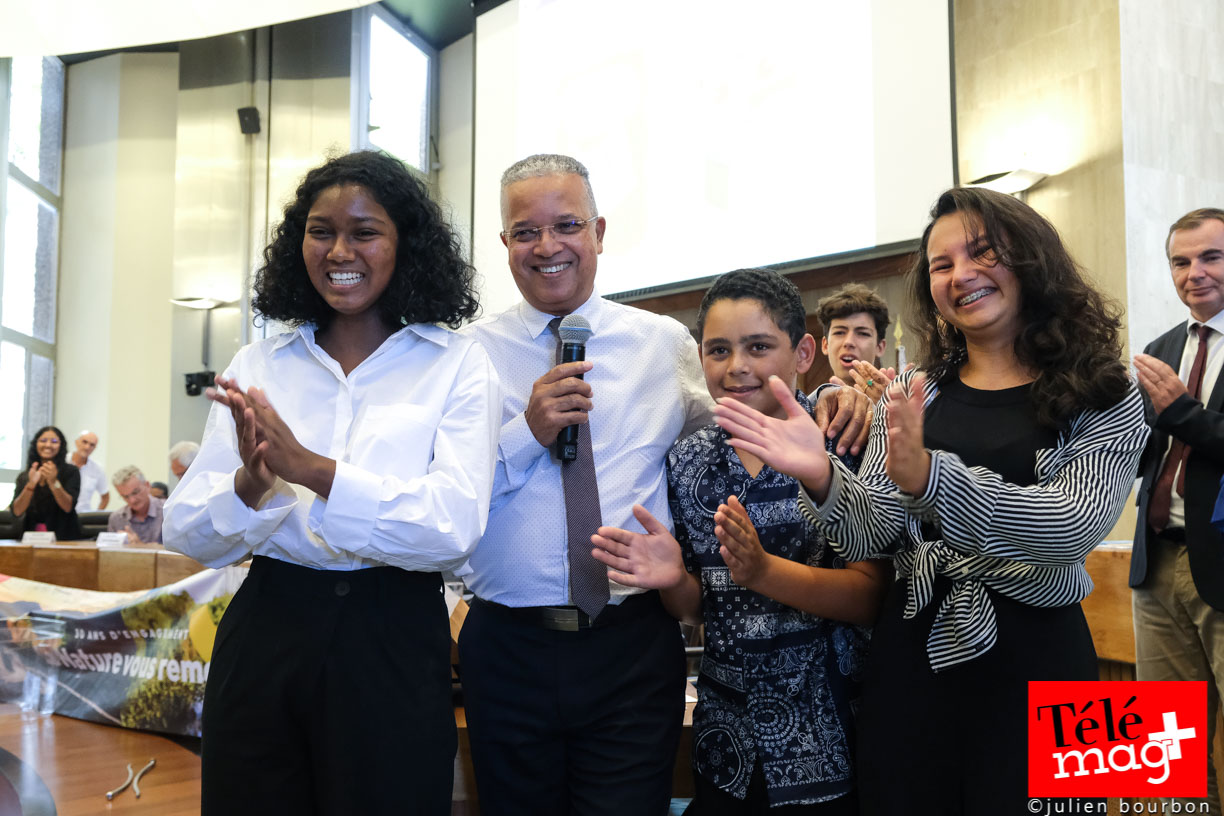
{"left": 252, "top": 151, "right": 479, "bottom": 331}
{"left": 907, "top": 187, "right": 1130, "bottom": 429}
{"left": 26, "top": 425, "right": 69, "bottom": 470}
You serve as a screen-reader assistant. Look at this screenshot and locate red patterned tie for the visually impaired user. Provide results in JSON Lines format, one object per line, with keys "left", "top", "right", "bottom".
{"left": 1148, "top": 324, "right": 1212, "bottom": 531}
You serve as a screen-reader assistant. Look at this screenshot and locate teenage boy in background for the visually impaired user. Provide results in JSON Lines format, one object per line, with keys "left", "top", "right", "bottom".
{"left": 816, "top": 283, "right": 895, "bottom": 403}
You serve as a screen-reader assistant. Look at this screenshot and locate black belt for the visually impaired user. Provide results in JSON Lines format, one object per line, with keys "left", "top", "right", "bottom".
{"left": 1158, "top": 527, "right": 1186, "bottom": 543}
{"left": 472, "top": 592, "right": 660, "bottom": 632}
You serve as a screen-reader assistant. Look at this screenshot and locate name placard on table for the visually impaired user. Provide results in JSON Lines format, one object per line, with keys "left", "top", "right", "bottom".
{"left": 20, "top": 532, "right": 56, "bottom": 546}
{"left": 95, "top": 532, "right": 128, "bottom": 548}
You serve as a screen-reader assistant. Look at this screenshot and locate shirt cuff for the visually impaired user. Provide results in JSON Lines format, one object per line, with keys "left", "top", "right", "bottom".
{"left": 896, "top": 449, "right": 940, "bottom": 521}
{"left": 499, "top": 411, "right": 548, "bottom": 474}
{"left": 811, "top": 382, "right": 839, "bottom": 401}
{"left": 205, "top": 469, "right": 297, "bottom": 546}
{"left": 316, "top": 460, "right": 380, "bottom": 547}
{"left": 797, "top": 453, "right": 845, "bottom": 522}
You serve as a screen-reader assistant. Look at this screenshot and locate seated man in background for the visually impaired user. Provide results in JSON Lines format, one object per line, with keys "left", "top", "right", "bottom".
{"left": 168, "top": 441, "right": 199, "bottom": 480}
{"left": 72, "top": 430, "right": 109, "bottom": 512}
{"left": 108, "top": 465, "right": 164, "bottom": 544}
{"left": 815, "top": 283, "right": 892, "bottom": 402}
{"left": 149, "top": 482, "right": 169, "bottom": 499}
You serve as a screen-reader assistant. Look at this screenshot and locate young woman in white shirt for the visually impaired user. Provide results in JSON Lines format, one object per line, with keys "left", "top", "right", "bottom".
{"left": 164, "top": 151, "right": 501, "bottom": 815}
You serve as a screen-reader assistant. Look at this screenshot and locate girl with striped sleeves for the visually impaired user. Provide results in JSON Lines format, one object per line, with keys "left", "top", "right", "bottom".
{"left": 712, "top": 187, "right": 1149, "bottom": 814}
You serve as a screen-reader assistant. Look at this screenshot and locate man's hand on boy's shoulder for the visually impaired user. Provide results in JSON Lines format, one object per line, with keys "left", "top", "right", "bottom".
{"left": 812, "top": 384, "right": 873, "bottom": 456}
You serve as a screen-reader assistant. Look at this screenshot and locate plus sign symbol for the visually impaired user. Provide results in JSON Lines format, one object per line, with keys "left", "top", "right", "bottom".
{"left": 1148, "top": 710, "right": 1197, "bottom": 761}
{"left": 1027, "top": 680, "right": 1208, "bottom": 797}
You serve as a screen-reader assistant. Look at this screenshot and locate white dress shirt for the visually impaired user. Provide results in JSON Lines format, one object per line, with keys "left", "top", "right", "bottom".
{"left": 1167, "top": 309, "right": 1224, "bottom": 528}
{"left": 459, "top": 292, "right": 713, "bottom": 607}
{"left": 163, "top": 323, "right": 502, "bottom": 572}
{"left": 75, "top": 457, "right": 107, "bottom": 512}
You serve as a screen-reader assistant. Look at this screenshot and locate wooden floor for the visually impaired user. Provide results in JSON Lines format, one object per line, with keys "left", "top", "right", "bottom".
{"left": 0, "top": 703, "right": 200, "bottom": 815}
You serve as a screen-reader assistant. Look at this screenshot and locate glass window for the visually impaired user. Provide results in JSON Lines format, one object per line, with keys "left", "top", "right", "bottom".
{"left": 0, "top": 342, "right": 27, "bottom": 471}
{"left": 366, "top": 13, "right": 431, "bottom": 172}
{"left": 0, "top": 345, "right": 54, "bottom": 474}
{"left": 1, "top": 54, "right": 63, "bottom": 492}
{"left": 26, "top": 351, "right": 53, "bottom": 442}
{"left": 7, "top": 56, "right": 64, "bottom": 194}
{"left": 2, "top": 178, "right": 58, "bottom": 342}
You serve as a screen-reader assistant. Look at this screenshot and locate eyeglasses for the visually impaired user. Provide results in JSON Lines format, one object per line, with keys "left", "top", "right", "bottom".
{"left": 501, "top": 216, "right": 599, "bottom": 245}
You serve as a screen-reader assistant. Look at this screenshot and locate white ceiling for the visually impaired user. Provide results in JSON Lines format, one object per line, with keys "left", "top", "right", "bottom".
{"left": 0, "top": 0, "right": 379, "bottom": 57}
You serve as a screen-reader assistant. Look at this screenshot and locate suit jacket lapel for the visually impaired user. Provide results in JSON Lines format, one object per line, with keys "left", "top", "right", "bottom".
{"left": 1207, "top": 336, "right": 1224, "bottom": 412}
{"left": 1155, "top": 323, "right": 1187, "bottom": 369}
{"left": 1145, "top": 326, "right": 1188, "bottom": 457}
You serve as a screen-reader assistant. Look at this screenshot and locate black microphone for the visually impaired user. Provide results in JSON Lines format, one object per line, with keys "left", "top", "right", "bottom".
{"left": 557, "top": 314, "right": 593, "bottom": 461}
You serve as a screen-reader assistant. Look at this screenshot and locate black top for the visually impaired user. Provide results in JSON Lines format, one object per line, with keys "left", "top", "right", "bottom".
{"left": 800, "top": 369, "right": 1149, "bottom": 670}
{"left": 11, "top": 464, "right": 83, "bottom": 540}
{"left": 923, "top": 376, "right": 1059, "bottom": 487}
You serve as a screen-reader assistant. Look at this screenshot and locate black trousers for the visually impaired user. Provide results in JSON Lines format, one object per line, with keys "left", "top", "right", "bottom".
{"left": 458, "top": 592, "right": 686, "bottom": 816}
{"left": 856, "top": 577, "right": 1100, "bottom": 816}
{"left": 201, "top": 556, "right": 456, "bottom": 816}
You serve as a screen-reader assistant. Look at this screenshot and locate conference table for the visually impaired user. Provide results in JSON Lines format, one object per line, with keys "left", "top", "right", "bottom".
{"left": 0, "top": 703, "right": 201, "bottom": 815}
{"left": 0, "top": 539, "right": 206, "bottom": 592}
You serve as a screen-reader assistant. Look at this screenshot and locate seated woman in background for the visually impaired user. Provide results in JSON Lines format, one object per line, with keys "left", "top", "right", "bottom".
{"left": 713, "top": 187, "right": 1149, "bottom": 814}
{"left": 164, "top": 150, "right": 501, "bottom": 816}
{"left": 10, "top": 425, "right": 82, "bottom": 540}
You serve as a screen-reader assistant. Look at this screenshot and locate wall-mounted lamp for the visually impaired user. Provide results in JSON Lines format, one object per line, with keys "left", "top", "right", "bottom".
{"left": 169, "top": 297, "right": 227, "bottom": 310}
{"left": 170, "top": 297, "right": 233, "bottom": 396}
{"left": 966, "top": 169, "right": 1048, "bottom": 197}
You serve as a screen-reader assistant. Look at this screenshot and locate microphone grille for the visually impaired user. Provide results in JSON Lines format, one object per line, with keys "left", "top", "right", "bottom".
{"left": 558, "top": 314, "right": 593, "bottom": 344}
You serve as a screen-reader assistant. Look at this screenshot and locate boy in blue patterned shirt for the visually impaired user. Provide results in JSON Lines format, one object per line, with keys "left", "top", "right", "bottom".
{"left": 592, "top": 268, "right": 889, "bottom": 814}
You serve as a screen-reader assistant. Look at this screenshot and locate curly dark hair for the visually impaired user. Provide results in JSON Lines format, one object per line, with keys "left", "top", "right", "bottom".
{"left": 252, "top": 151, "right": 478, "bottom": 331}
{"left": 907, "top": 187, "right": 1130, "bottom": 429}
{"left": 26, "top": 425, "right": 69, "bottom": 470}
{"left": 696, "top": 268, "right": 807, "bottom": 347}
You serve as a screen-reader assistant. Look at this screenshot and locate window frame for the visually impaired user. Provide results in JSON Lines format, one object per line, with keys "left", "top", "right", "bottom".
{"left": 0, "top": 56, "right": 65, "bottom": 497}
{"left": 351, "top": 4, "right": 437, "bottom": 173}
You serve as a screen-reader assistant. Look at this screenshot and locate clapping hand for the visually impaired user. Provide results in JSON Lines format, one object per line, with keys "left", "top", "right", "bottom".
{"left": 27, "top": 463, "right": 42, "bottom": 487}
{"left": 884, "top": 374, "right": 931, "bottom": 496}
{"left": 846, "top": 360, "right": 901, "bottom": 404}
{"left": 713, "top": 376, "right": 833, "bottom": 496}
{"left": 591, "top": 505, "right": 688, "bottom": 590}
{"left": 716, "top": 495, "right": 769, "bottom": 588}
{"left": 38, "top": 461, "right": 58, "bottom": 485}
{"left": 206, "top": 376, "right": 329, "bottom": 501}
{"left": 1133, "top": 353, "right": 1187, "bottom": 416}
{"left": 207, "top": 375, "right": 276, "bottom": 501}
{"left": 242, "top": 386, "right": 323, "bottom": 487}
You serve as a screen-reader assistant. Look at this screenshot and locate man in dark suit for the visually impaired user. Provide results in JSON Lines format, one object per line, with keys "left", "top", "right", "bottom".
{"left": 1131, "top": 207, "right": 1224, "bottom": 812}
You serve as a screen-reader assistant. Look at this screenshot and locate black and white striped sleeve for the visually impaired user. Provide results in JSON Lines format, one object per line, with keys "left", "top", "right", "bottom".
{"left": 898, "top": 383, "right": 1148, "bottom": 566}
{"left": 799, "top": 382, "right": 911, "bottom": 560}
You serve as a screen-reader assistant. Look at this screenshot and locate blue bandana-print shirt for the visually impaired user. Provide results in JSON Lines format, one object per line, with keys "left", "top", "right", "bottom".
{"left": 668, "top": 392, "right": 870, "bottom": 806}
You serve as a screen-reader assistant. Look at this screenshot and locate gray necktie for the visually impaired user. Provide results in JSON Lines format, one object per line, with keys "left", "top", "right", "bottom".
{"left": 548, "top": 317, "right": 609, "bottom": 618}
